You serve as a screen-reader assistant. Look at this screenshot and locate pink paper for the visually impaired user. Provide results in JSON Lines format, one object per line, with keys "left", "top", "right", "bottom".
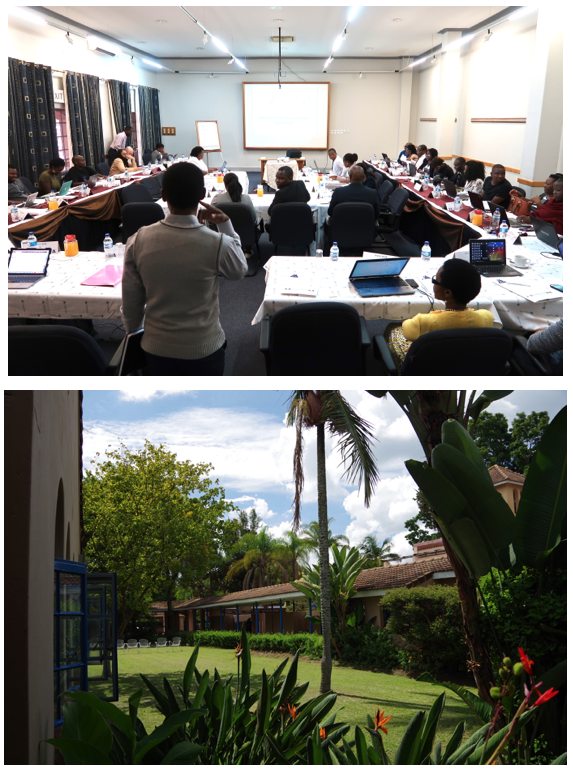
{"left": 81, "top": 264, "right": 124, "bottom": 287}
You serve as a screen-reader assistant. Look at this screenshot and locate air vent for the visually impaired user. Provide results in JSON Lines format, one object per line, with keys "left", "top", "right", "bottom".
{"left": 270, "top": 35, "right": 294, "bottom": 42}
{"left": 87, "top": 36, "right": 118, "bottom": 57}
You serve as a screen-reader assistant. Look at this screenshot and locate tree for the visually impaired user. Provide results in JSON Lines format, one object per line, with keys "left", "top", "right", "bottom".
{"left": 301, "top": 518, "right": 349, "bottom": 553}
{"left": 358, "top": 535, "right": 401, "bottom": 567}
{"left": 226, "top": 527, "right": 288, "bottom": 590}
{"left": 276, "top": 530, "right": 312, "bottom": 581}
{"left": 509, "top": 410, "right": 550, "bottom": 472}
{"left": 404, "top": 490, "right": 442, "bottom": 547}
{"left": 469, "top": 409, "right": 549, "bottom": 474}
{"left": 83, "top": 441, "right": 233, "bottom": 637}
{"left": 287, "top": 390, "right": 380, "bottom": 693}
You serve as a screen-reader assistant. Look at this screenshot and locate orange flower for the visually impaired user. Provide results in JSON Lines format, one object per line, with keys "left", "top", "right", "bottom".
{"left": 374, "top": 708, "right": 392, "bottom": 735}
{"left": 533, "top": 686, "right": 559, "bottom": 707}
{"left": 235, "top": 642, "right": 242, "bottom": 658}
{"left": 517, "top": 647, "right": 534, "bottom": 676}
{"left": 319, "top": 727, "right": 326, "bottom": 741}
{"left": 287, "top": 703, "right": 297, "bottom": 721}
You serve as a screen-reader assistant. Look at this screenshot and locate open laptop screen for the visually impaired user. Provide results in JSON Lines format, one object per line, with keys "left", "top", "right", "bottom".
{"left": 8, "top": 248, "right": 51, "bottom": 275}
{"left": 350, "top": 258, "right": 409, "bottom": 278}
{"left": 468, "top": 239, "right": 505, "bottom": 266}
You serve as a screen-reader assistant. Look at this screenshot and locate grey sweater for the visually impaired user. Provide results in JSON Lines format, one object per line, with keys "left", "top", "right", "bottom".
{"left": 122, "top": 214, "right": 247, "bottom": 360}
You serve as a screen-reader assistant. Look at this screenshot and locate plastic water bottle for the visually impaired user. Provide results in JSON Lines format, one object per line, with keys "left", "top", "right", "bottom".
{"left": 330, "top": 242, "right": 339, "bottom": 261}
{"left": 373, "top": 153, "right": 377, "bottom": 163}
{"left": 454, "top": 195, "right": 462, "bottom": 212}
{"left": 434, "top": 183, "right": 441, "bottom": 199}
{"left": 103, "top": 233, "right": 115, "bottom": 259}
{"left": 491, "top": 208, "right": 501, "bottom": 235}
{"left": 421, "top": 241, "right": 431, "bottom": 261}
{"left": 424, "top": 170, "right": 430, "bottom": 188}
{"left": 499, "top": 220, "right": 509, "bottom": 239}
{"left": 106, "top": 175, "right": 112, "bottom": 188}
{"left": 124, "top": 170, "right": 129, "bottom": 182}
{"left": 28, "top": 231, "right": 38, "bottom": 248}
{"left": 81, "top": 182, "right": 88, "bottom": 197}
{"left": 10, "top": 204, "right": 19, "bottom": 223}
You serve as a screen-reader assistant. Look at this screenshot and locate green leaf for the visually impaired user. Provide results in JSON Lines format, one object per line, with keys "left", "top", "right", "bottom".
{"left": 59, "top": 690, "right": 135, "bottom": 743}
{"left": 419, "top": 692, "right": 446, "bottom": 762}
{"left": 140, "top": 673, "right": 173, "bottom": 717}
{"left": 47, "top": 738, "right": 113, "bottom": 764}
{"left": 537, "top": 659, "right": 567, "bottom": 690}
{"left": 445, "top": 724, "right": 489, "bottom": 765}
{"left": 464, "top": 708, "right": 537, "bottom": 765}
{"left": 432, "top": 740, "right": 442, "bottom": 765}
{"left": 354, "top": 726, "right": 370, "bottom": 765}
{"left": 60, "top": 699, "right": 113, "bottom": 756}
{"left": 441, "top": 721, "right": 465, "bottom": 763}
{"left": 160, "top": 741, "right": 203, "bottom": 764}
{"left": 182, "top": 643, "right": 201, "bottom": 703}
{"left": 264, "top": 732, "right": 289, "bottom": 764}
{"left": 466, "top": 391, "right": 513, "bottom": 421}
{"left": 215, "top": 685, "right": 234, "bottom": 752}
{"left": 393, "top": 710, "right": 425, "bottom": 765}
{"left": 271, "top": 650, "right": 300, "bottom": 723}
{"left": 133, "top": 709, "right": 205, "bottom": 764}
{"left": 416, "top": 673, "right": 492, "bottom": 725}
{"left": 514, "top": 406, "right": 566, "bottom": 566}
{"left": 240, "top": 627, "right": 251, "bottom": 694}
{"left": 550, "top": 752, "right": 568, "bottom": 764}
{"left": 366, "top": 390, "right": 388, "bottom": 398}
{"left": 441, "top": 420, "right": 492, "bottom": 485}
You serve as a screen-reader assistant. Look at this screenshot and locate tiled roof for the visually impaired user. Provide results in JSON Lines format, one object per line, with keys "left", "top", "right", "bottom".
{"left": 177, "top": 582, "right": 299, "bottom": 610}
{"left": 150, "top": 601, "right": 188, "bottom": 610}
{"left": 416, "top": 538, "right": 444, "bottom": 550}
{"left": 489, "top": 465, "right": 526, "bottom": 485}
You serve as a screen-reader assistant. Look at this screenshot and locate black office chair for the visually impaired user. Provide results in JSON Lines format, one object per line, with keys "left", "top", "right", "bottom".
{"left": 120, "top": 184, "right": 154, "bottom": 205}
{"left": 260, "top": 302, "right": 370, "bottom": 375}
{"left": 509, "top": 335, "right": 554, "bottom": 375}
{"left": 96, "top": 162, "right": 110, "bottom": 176}
{"left": 154, "top": 171, "right": 165, "bottom": 188}
{"left": 9, "top": 325, "right": 110, "bottom": 375}
{"left": 286, "top": 149, "right": 302, "bottom": 159}
{"left": 215, "top": 203, "right": 262, "bottom": 275}
{"left": 142, "top": 153, "right": 152, "bottom": 165}
{"left": 377, "top": 187, "right": 409, "bottom": 233}
{"left": 377, "top": 179, "right": 394, "bottom": 205}
{"left": 329, "top": 202, "right": 376, "bottom": 256}
{"left": 268, "top": 202, "right": 315, "bottom": 256}
{"left": 373, "top": 327, "right": 513, "bottom": 375}
{"left": 121, "top": 202, "right": 165, "bottom": 242}
{"left": 139, "top": 175, "right": 162, "bottom": 201}
{"left": 372, "top": 171, "right": 385, "bottom": 188}
{"left": 16, "top": 176, "right": 37, "bottom": 194}
{"left": 512, "top": 186, "right": 527, "bottom": 198}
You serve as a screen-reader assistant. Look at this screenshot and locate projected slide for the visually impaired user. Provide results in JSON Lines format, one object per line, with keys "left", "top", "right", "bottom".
{"left": 243, "top": 82, "right": 329, "bottom": 149}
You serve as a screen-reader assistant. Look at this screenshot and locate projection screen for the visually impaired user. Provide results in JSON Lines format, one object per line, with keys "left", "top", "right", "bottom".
{"left": 243, "top": 82, "right": 330, "bottom": 150}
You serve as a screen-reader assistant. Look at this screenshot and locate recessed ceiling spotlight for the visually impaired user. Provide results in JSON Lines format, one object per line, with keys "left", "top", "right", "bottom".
{"left": 196, "top": 46, "right": 204, "bottom": 50}
{"left": 365, "top": 46, "right": 373, "bottom": 50}
{"left": 393, "top": 18, "right": 401, "bottom": 23}
{"left": 270, "top": 6, "right": 282, "bottom": 9}
{"left": 273, "top": 19, "right": 283, "bottom": 22}
{"left": 156, "top": 19, "right": 167, "bottom": 23}
{"left": 137, "top": 41, "right": 147, "bottom": 44}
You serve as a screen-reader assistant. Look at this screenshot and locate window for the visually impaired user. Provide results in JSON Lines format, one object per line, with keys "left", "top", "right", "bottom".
{"left": 54, "top": 108, "right": 71, "bottom": 168}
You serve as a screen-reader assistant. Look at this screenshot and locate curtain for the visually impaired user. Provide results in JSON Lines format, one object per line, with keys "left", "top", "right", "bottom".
{"left": 65, "top": 71, "right": 105, "bottom": 167}
{"left": 8, "top": 57, "right": 58, "bottom": 186}
{"left": 137, "top": 86, "right": 162, "bottom": 155}
{"left": 107, "top": 79, "right": 132, "bottom": 144}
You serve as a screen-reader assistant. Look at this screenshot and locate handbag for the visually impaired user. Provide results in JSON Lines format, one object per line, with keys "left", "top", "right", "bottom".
{"left": 508, "top": 193, "right": 532, "bottom": 216}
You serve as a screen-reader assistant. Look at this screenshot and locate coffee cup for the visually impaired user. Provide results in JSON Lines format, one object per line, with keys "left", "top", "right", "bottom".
{"left": 513, "top": 254, "right": 531, "bottom": 268}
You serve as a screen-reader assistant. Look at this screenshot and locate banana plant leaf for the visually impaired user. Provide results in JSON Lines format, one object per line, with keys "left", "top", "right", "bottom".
{"left": 465, "top": 391, "right": 513, "bottom": 421}
{"left": 416, "top": 672, "right": 492, "bottom": 725}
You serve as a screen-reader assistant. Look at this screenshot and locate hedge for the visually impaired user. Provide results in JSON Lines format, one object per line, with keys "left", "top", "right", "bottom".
{"left": 165, "top": 629, "right": 323, "bottom": 659}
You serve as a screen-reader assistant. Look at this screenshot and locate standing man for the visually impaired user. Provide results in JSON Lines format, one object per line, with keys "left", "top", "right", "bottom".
{"left": 108, "top": 125, "right": 132, "bottom": 166}
{"left": 328, "top": 148, "right": 344, "bottom": 177}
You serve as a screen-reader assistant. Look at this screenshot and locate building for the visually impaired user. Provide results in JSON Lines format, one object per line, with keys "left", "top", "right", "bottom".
{"left": 489, "top": 464, "right": 526, "bottom": 514}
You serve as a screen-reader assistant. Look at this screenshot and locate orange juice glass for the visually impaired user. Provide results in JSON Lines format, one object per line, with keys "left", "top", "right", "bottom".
{"left": 64, "top": 235, "right": 79, "bottom": 256}
{"left": 48, "top": 199, "right": 59, "bottom": 210}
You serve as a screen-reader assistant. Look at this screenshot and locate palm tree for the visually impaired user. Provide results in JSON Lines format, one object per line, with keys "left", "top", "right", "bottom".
{"left": 287, "top": 390, "right": 380, "bottom": 693}
{"left": 301, "top": 518, "right": 349, "bottom": 554}
{"left": 358, "top": 535, "right": 401, "bottom": 568}
{"left": 226, "top": 528, "right": 288, "bottom": 590}
{"left": 276, "top": 530, "right": 311, "bottom": 581}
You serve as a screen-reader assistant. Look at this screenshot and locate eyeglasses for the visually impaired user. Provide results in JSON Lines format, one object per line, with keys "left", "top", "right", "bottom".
{"left": 431, "top": 275, "right": 448, "bottom": 288}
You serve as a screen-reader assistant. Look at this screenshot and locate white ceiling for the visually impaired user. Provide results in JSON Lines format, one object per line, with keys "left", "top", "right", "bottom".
{"left": 43, "top": 5, "right": 509, "bottom": 61}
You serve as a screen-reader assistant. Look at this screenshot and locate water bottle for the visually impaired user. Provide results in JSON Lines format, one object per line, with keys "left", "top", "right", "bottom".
{"left": 10, "top": 204, "right": 19, "bottom": 223}
{"left": 106, "top": 175, "right": 112, "bottom": 188}
{"left": 28, "top": 231, "right": 38, "bottom": 248}
{"left": 434, "top": 183, "right": 441, "bottom": 199}
{"left": 491, "top": 208, "right": 501, "bottom": 235}
{"left": 81, "top": 182, "right": 88, "bottom": 197}
{"left": 103, "top": 233, "right": 115, "bottom": 259}
{"left": 124, "top": 170, "right": 129, "bottom": 183}
{"left": 499, "top": 220, "right": 509, "bottom": 239}
{"left": 421, "top": 241, "right": 431, "bottom": 261}
{"left": 373, "top": 153, "right": 377, "bottom": 163}
{"left": 454, "top": 195, "right": 462, "bottom": 212}
{"left": 330, "top": 242, "right": 339, "bottom": 261}
{"left": 424, "top": 170, "right": 430, "bottom": 188}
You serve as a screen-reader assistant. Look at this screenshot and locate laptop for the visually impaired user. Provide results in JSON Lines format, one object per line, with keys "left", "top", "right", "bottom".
{"left": 408, "top": 162, "right": 417, "bottom": 177}
{"left": 468, "top": 190, "right": 485, "bottom": 209}
{"left": 116, "top": 329, "right": 146, "bottom": 375}
{"left": 349, "top": 258, "right": 416, "bottom": 297}
{"left": 441, "top": 179, "right": 459, "bottom": 198}
{"left": 218, "top": 161, "right": 228, "bottom": 174}
{"left": 382, "top": 153, "right": 391, "bottom": 164}
{"left": 41, "top": 180, "right": 73, "bottom": 198}
{"left": 314, "top": 159, "right": 323, "bottom": 174}
{"left": 530, "top": 217, "right": 562, "bottom": 251}
{"left": 8, "top": 247, "right": 51, "bottom": 288}
{"left": 468, "top": 239, "right": 522, "bottom": 277}
{"left": 484, "top": 200, "right": 519, "bottom": 227}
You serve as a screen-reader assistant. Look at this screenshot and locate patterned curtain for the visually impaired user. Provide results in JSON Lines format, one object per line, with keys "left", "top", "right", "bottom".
{"left": 65, "top": 71, "right": 105, "bottom": 167}
{"left": 107, "top": 79, "right": 132, "bottom": 144}
{"left": 8, "top": 57, "right": 58, "bottom": 186}
{"left": 137, "top": 86, "right": 162, "bottom": 155}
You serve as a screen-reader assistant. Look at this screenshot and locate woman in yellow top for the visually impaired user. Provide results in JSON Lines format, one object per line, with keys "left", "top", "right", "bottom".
{"left": 385, "top": 258, "right": 494, "bottom": 370}
{"left": 108, "top": 148, "right": 138, "bottom": 177}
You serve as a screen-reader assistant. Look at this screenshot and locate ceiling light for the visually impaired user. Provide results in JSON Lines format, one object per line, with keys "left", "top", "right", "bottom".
{"left": 212, "top": 37, "right": 230, "bottom": 53}
{"left": 208, "top": 73, "right": 214, "bottom": 78}
{"left": 10, "top": 8, "right": 46, "bottom": 25}
{"left": 202, "top": 31, "right": 208, "bottom": 45}
{"left": 431, "top": 54, "right": 436, "bottom": 63}
{"left": 393, "top": 18, "right": 401, "bottom": 23}
{"left": 142, "top": 58, "right": 163, "bottom": 69}
{"left": 442, "top": 33, "right": 475, "bottom": 53}
{"left": 408, "top": 56, "right": 427, "bottom": 68}
{"left": 235, "top": 59, "right": 248, "bottom": 70}
{"left": 347, "top": 6, "right": 361, "bottom": 22}
{"left": 273, "top": 18, "right": 283, "bottom": 22}
{"left": 66, "top": 31, "right": 74, "bottom": 45}
{"left": 324, "top": 56, "right": 333, "bottom": 69}
{"left": 359, "top": 72, "right": 363, "bottom": 78}
{"left": 332, "top": 35, "right": 345, "bottom": 52}
{"left": 156, "top": 19, "right": 167, "bottom": 23}
{"left": 228, "top": 57, "right": 235, "bottom": 64}
{"left": 484, "top": 29, "right": 493, "bottom": 42}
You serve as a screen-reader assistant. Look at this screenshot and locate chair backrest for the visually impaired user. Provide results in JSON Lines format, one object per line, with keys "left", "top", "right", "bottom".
{"left": 269, "top": 203, "right": 315, "bottom": 248}
{"left": 139, "top": 175, "right": 162, "bottom": 201}
{"left": 117, "top": 639, "right": 124, "bottom": 648}
{"left": 154, "top": 171, "right": 165, "bottom": 188}
{"left": 96, "top": 162, "right": 110, "bottom": 176}
{"left": 388, "top": 187, "right": 409, "bottom": 216}
{"left": 121, "top": 202, "right": 165, "bottom": 242}
{"left": 215, "top": 203, "right": 258, "bottom": 249}
{"left": 372, "top": 171, "right": 384, "bottom": 188}
{"left": 17, "top": 176, "right": 36, "bottom": 194}
{"left": 401, "top": 328, "right": 512, "bottom": 375}
{"left": 139, "top": 638, "right": 150, "bottom": 647}
{"left": 156, "top": 637, "right": 167, "bottom": 647}
{"left": 330, "top": 202, "right": 376, "bottom": 249}
{"left": 142, "top": 153, "right": 152, "bottom": 165}
{"left": 9, "top": 325, "right": 108, "bottom": 375}
{"left": 120, "top": 184, "right": 154, "bottom": 205}
{"left": 264, "top": 302, "right": 366, "bottom": 375}
{"left": 286, "top": 149, "right": 302, "bottom": 159}
{"left": 126, "top": 639, "right": 138, "bottom": 648}
{"left": 378, "top": 179, "right": 394, "bottom": 205}
{"left": 172, "top": 637, "right": 182, "bottom": 645}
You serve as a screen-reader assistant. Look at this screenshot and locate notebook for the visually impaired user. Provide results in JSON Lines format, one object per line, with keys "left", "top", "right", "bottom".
{"left": 349, "top": 257, "right": 416, "bottom": 297}
{"left": 81, "top": 264, "right": 123, "bottom": 287}
{"left": 468, "top": 239, "right": 522, "bottom": 277}
{"left": 8, "top": 247, "right": 51, "bottom": 289}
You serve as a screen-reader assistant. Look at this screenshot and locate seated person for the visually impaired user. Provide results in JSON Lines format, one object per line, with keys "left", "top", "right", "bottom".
{"left": 189, "top": 146, "right": 218, "bottom": 175}
{"left": 356, "top": 162, "right": 378, "bottom": 190}
{"left": 327, "top": 165, "right": 379, "bottom": 220}
{"left": 211, "top": 172, "right": 257, "bottom": 222}
{"left": 431, "top": 158, "right": 455, "bottom": 182}
{"left": 416, "top": 145, "right": 428, "bottom": 170}
{"left": 530, "top": 173, "right": 562, "bottom": 206}
{"left": 526, "top": 318, "right": 563, "bottom": 375}
{"left": 397, "top": 142, "right": 412, "bottom": 164}
{"left": 410, "top": 153, "right": 419, "bottom": 163}
{"left": 62, "top": 155, "right": 98, "bottom": 186}
{"left": 328, "top": 147, "right": 344, "bottom": 177}
{"left": 452, "top": 157, "right": 466, "bottom": 187}
{"left": 38, "top": 157, "right": 65, "bottom": 194}
{"left": 8, "top": 165, "right": 29, "bottom": 198}
{"left": 402, "top": 143, "right": 417, "bottom": 165}
{"left": 124, "top": 146, "right": 140, "bottom": 169}
{"left": 482, "top": 164, "right": 512, "bottom": 208}
{"left": 424, "top": 148, "right": 439, "bottom": 169}
{"left": 150, "top": 143, "right": 169, "bottom": 164}
{"left": 383, "top": 258, "right": 493, "bottom": 371}
{"left": 108, "top": 148, "right": 137, "bottom": 176}
{"left": 267, "top": 166, "right": 310, "bottom": 218}
{"left": 463, "top": 160, "right": 486, "bottom": 195}
{"left": 516, "top": 179, "right": 562, "bottom": 234}
{"left": 121, "top": 162, "right": 247, "bottom": 376}
{"left": 330, "top": 152, "right": 358, "bottom": 183}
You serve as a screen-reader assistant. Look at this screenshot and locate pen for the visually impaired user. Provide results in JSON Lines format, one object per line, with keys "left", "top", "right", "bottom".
{"left": 500, "top": 281, "right": 530, "bottom": 287}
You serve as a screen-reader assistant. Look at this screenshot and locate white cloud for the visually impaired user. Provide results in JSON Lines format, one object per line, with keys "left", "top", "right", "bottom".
{"left": 230, "top": 496, "right": 279, "bottom": 519}
{"left": 263, "top": 520, "right": 293, "bottom": 539}
{"left": 118, "top": 389, "right": 197, "bottom": 402}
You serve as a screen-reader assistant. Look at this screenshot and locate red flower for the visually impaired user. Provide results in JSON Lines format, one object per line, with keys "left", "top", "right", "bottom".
{"left": 235, "top": 642, "right": 242, "bottom": 658}
{"left": 517, "top": 647, "right": 534, "bottom": 676}
{"left": 374, "top": 708, "right": 392, "bottom": 735}
{"left": 287, "top": 703, "right": 297, "bottom": 721}
{"left": 319, "top": 727, "right": 326, "bottom": 741}
{"left": 533, "top": 686, "right": 559, "bottom": 707}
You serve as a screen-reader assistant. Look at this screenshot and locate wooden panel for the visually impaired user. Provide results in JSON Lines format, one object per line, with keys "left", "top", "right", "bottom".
{"left": 470, "top": 118, "right": 526, "bottom": 123}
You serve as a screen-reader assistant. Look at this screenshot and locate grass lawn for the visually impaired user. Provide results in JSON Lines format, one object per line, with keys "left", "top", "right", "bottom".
{"left": 94, "top": 646, "right": 482, "bottom": 757}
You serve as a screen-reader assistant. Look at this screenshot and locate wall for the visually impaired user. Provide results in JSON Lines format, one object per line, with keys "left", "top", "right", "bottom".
{"left": 8, "top": 17, "right": 158, "bottom": 149}
{"left": 156, "top": 58, "right": 403, "bottom": 170}
{"left": 495, "top": 482, "right": 523, "bottom": 514}
{"left": 5, "top": 391, "right": 82, "bottom": 765}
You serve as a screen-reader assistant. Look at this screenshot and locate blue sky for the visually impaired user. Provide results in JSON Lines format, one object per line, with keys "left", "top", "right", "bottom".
{"left": 83, "top": 389, "right": 566, "bottom": 557}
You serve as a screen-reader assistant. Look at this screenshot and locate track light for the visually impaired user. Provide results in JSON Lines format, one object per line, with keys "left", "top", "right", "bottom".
{"left": 202, "top": 31, "right": 208, "bottom": 45}
{"left": 484, "top": 29, "right": 493, "bottom": 42}
{"left": 143, "top": 58, "right": 164, "bottom": 69}
{"left": 66, "top": 31, "right": 74, "bottom": 44}
{"left": 228, "top": 57, "right": 235, "bottom": 65}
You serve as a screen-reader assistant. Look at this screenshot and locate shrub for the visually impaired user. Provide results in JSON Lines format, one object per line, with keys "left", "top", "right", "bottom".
{"left": 341, "top": 626, "right": 401, "bottom": 671}
{"left": 165, "top": 629, "right": 323, "bottom": 658}
{"left": 380, "top": 585, "right": 469, "bottom": 674}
